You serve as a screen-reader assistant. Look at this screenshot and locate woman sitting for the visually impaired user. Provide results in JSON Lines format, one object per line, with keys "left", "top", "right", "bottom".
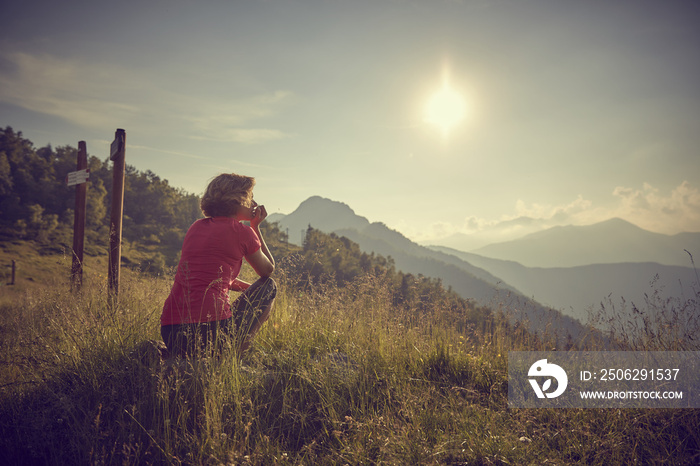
{"left": 160, "top": 173, "right": 276, "bottom": 358}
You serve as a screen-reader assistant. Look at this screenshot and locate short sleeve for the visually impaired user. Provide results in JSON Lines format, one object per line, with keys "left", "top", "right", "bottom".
{"left": 241, "top": 224, "right": 262, "bottom": 256}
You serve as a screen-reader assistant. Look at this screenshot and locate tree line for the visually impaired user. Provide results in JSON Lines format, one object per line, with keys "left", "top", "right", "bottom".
{"left": 284, "top": 226, "right": 498, "bottom": 336}
{"left": 0, "top": 126, "right": 201, "bottom": 271}
{"left": 1, "top": 125, "right": 506, "bottom": 340}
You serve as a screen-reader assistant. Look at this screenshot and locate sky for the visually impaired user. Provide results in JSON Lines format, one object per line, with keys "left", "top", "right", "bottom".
{"left": 2, "top": 0, "right": 699, "bottom": 248}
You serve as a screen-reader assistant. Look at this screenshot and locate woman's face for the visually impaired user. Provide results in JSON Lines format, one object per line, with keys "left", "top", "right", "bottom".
{"left": 236, "top": 198, "right": 258, "bottom": 221}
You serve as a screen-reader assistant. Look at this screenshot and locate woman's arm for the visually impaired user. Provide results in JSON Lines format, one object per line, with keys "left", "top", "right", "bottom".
{"left": 231, "top": 278, "right": 251, "bottom": 291}
{"left": 246, "top": 205, "right": 275, "bottom": 277}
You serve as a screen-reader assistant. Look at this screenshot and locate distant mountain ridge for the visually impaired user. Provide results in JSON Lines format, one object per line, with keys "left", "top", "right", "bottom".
{"left": 270, "top": 196, "right": 699, "bottom": 331}
{"left": 470, "top": 218, "right": 699, "bottom": 268}
{"left": 429, "top": 245, "right": 698, "bottom": 323}
{"left": 423, "top": 215, "right": 558, "bottom": 251}
{"left": 271, "top": 196, "right": 588, "bottom": 339}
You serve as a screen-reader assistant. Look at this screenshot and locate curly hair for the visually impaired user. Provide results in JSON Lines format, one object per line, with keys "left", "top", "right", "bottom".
{"left": 200, "top": 173, "right": 255, "bottom": 217}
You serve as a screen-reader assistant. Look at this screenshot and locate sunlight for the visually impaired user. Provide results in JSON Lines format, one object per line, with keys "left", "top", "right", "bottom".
{"left": 424, "top": 81, "right": 466, "bottom": 136}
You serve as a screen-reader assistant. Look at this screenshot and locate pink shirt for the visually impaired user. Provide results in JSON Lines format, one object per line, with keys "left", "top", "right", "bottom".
{"left": 161, "top": 217, "right": 261, "bottom": 325}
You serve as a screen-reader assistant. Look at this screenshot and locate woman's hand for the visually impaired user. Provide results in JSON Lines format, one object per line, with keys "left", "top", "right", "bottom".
{"left": 250, "top": 204, "right": 267, "bottom": 229}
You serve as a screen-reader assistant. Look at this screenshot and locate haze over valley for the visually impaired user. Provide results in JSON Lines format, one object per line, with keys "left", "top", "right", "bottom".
{"left": 270, "top": 196, "right": 699, "bottom": 327}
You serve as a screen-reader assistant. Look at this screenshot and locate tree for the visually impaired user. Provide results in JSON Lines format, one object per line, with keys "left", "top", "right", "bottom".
{"left": 0, "top": 127, "right": 41, "bottom": 225}
{"left": 0, "top": 152, "right": 12, "bottom": 198}
{"left": 0, "top": 127, "right": 205, "bottom": 270}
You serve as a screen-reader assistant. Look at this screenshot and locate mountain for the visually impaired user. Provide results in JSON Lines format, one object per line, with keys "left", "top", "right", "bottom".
{"left": 271, "top": 196, "right": 588, "bottom": 339}
{"left": 425, "top": 216, "right": 553, "bottom": 251}
{"left": 268, "top": 196, "right": 370, "bottom": 245}
{"left": 429, "top": 246, "right": 699, "bottom": 324}
{"left": 470, "top": 218, "right": 699, "bottom": 268}
{"left": 271, "top": 196, "right": 699, "bottom": 337}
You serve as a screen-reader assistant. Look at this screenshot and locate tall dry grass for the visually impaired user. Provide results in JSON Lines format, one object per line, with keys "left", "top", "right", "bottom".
{"left": 0, "top": 263, "right": 698, "bottom": 464}
{"left": 588, "top": 251, "right": 700, "bottom": 351}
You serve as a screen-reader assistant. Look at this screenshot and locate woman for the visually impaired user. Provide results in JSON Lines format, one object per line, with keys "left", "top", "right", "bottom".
{"left": 160, "top": 173, "right": 276, "bottom": 358}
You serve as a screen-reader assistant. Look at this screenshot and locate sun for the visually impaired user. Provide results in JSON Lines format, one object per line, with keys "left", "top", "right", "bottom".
{"left": 424, "top": 83, "right": 466, "bottom": 136}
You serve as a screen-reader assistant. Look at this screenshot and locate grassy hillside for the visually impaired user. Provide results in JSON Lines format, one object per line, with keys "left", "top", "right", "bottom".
{"left": 0, "top": 238, "right": 175, "bottom": 306}
{"left": 1, "top": 239, "right": 105, "bottom": 303}
{"left": 1, "top": 241, "right": 698, "bottom": 464}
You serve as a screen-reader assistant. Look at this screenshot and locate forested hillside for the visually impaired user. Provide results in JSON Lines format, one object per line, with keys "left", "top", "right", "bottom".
{"left": 0, "top": 127, "right": 489, "bottom": 329}
{"left": 292, "top": 227, "right": 500, "bottom": 338}
{"left": 0, "top": 126, "right": 202, "bottom": 272}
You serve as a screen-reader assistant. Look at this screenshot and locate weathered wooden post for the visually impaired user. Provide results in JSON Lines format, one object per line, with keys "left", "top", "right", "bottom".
{"left": 69, "top": 141, "right": 89, "bottom": 290}
{"left": 10, "top": 260, "right": 15, "bottom": 285}
{"left": 108, "top": 129, "right": 126, "bottom": 297}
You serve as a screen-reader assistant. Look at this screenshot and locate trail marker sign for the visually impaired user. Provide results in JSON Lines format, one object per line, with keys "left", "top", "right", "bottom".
{"left": 66, "top": 168, "right": 90, "bottom": 186}
{"left": 110, "top": 131, "right": 124, "bottom": 161}
{"left": 71, "top": 141, "right": 88, "bottom": 291}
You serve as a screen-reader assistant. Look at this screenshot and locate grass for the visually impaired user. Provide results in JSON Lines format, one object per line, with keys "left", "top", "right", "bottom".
{"left": 0, "top": 253, "right": 699, "bottom": 464}
{"left": 587, "top": 252, "right": 700, "bottom": 351}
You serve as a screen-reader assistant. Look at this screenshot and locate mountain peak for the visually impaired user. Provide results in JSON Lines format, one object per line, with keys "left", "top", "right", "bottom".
{"left": 298, "top": 195, "right": 353, "bottom": 211}
{"left": 518, "top": 218, "right": 650, "bottom": 241}
{"left": 590, "top": 217, "right": 643, "bottom": 230}
{"left": 275, "top": 196, "right": 370, "bottom": 244}
{"left": 473, "top": 217, "right": 694, "bottom": 267}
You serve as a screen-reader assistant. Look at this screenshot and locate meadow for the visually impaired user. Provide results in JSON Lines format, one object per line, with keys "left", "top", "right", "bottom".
{"left": 0, "top": 246, "right": 699, "bottom": 465}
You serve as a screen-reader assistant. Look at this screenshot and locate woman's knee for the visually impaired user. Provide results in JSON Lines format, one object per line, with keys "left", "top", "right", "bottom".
{"left": 264, "top": 276, "right": 277, "bottom": 298}
{"left": 252, "top": 276, "right": 277, "bottom": 301}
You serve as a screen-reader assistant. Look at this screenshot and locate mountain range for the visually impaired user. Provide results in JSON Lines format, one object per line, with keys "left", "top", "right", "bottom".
{"left": 269, "top": 196, "right": 699, "bottom": 330}
{"left": 468, "top": 217, "right": 698, "bottom": 268}
{"left": 427, "top": 246, "right": 697, "bottom": 323}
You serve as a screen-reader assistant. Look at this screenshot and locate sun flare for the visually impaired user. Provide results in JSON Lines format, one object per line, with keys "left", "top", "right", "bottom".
{"left": 424, "top": 83, "right": 466, "bottom": 136}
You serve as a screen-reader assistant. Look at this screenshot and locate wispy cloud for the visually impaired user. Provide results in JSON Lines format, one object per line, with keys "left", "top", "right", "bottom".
{"left": 611, "top": 181, "right": 700, "bottom": 234}
{"left": 0, "top": 51, "right": 141, "bottom": 128}
{"left": 513, "top": 195, "right": 593, "bottom": 225}
{"left": 0, "top": 50, "right": 296, "bottom": 144}
{"left": 189, "top": 127, "right": 292, "bottom": 144}
{"left": 184, "top": 91, "right": 296, "bottom": 144}
{"left": 127, "top": 143, "right": 209, "bottom": 160}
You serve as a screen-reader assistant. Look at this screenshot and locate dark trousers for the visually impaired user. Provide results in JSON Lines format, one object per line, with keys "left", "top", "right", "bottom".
{"left": 161, "top": 276, "right": 277, "bottom": 358}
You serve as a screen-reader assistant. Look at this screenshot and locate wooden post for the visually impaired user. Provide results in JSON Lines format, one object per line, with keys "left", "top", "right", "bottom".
{"left": 71, "top": 141, "right": 88, "bottom": 291}
{"left": 108, "top": 129, "right": 126, "bottom": 297}
{"left": 10, "top": 260, "right": 15, "bottom": 285}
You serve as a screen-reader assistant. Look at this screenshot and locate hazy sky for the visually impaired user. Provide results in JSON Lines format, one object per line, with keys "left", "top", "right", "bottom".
{"left": 2, "top": 0, "right": 699, "bottom": 245}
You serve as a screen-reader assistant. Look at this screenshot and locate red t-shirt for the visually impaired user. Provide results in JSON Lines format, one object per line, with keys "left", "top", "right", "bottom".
{"left": 161, "top": 217, "right": 261, "bottom": 325}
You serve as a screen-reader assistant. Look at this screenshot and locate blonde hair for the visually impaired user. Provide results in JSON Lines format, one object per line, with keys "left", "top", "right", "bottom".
{"left": 200, "top": 173, "right": 255, "bottom": 217}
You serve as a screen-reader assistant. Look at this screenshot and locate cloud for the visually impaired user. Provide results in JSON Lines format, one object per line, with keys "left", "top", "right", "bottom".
{"left": 612, "top": 181, "right": 700, "bottom": 234}
{"left": 474, "top": 182, "right": 700, "bottom": 237}
{"left": 0, "top": 51, "right": 141, "bottom": 128}
{"left": 0, "top": 50, "right": 295, "bottom": 144}
{"left": 412, "top": 181, "right": 700, "bottom": 246}
{"left": 514, "top": 195, "right": 593, "bottom": 224}
{"left": 126, "top": 143, "right": 208, "bottom": 160}
{"left": 406, "top": 214, "right": 549, "bottom": 247}
{"left": 189, "top": 127, "right": 291, "bottom": 144}
{"left": 184, "top": 90, "right": 295, "bottom": 144}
